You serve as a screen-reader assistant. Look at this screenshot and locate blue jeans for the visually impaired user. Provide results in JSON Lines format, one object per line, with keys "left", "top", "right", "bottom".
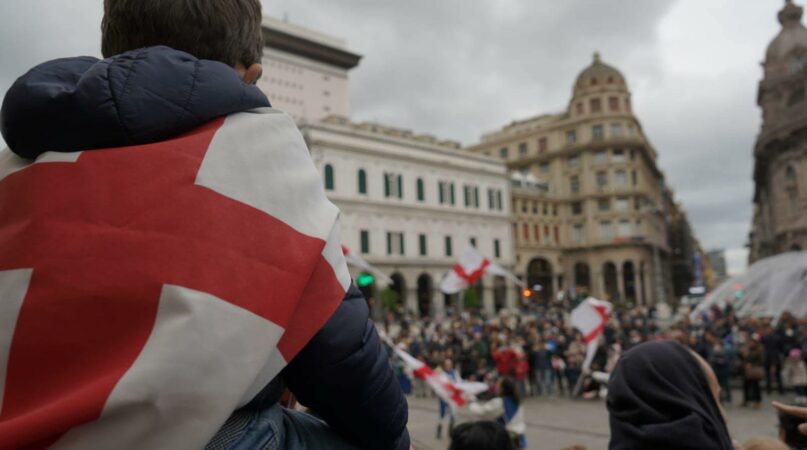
{"left": 228, "top": 404, "right": 360, "bottom": 450}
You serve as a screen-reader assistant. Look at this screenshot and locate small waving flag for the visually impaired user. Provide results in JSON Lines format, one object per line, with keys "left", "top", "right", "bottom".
{"left": 440, "top": 246, "right": 522, "bottom": 294}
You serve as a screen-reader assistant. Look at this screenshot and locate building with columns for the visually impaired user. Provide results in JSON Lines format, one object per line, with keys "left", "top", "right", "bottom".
{"left": 258, "top": 16, "right": 361, "bottom": 123}
{"left": 466, "top": 53, "right": 673, "bottom": 305}
{"left": 749, "top": 0, "right": 807, "bottom": 262}
{"left": 300, "top": 116, "right": 516, "bottom": 316}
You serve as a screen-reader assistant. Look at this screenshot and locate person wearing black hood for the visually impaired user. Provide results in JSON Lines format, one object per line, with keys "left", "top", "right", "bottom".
{"left": 607, "top": 341, "right": 738, "bottom": 450}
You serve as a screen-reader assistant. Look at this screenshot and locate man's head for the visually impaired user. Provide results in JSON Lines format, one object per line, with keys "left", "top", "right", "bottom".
{"left": 101, "top": 0, "right": 263, "bottom": 82}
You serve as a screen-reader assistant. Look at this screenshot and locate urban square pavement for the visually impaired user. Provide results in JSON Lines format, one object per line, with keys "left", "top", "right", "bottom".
{"left": 407, "top": 390, "right": 791, "bottom": 450}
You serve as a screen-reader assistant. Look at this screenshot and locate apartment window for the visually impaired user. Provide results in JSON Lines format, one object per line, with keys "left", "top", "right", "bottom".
{"left": 488, "top": 188, "right": 495, "bottom": 209}
{"left": 553, "top": 205, "right": 558, "bottom": 216}
{"left": 445, "top": 236, "right": 453, "bottom": 256}
{"left": 613, "top": 149, "right": 625, "bottom": 163}
{"left": 611, "top": 124, "right": 623, "bottom": 138}
{"left": 593, "top": 151, "right": 607, "bottom": 165}
{"left": 540, "top": 162, "right": 550, "bottom": 174}
{"left": 566, "top": 130, "right": 577, "bottom": 145}
{"left": 534, "top": 224, "right": 541, "bottom": 242}
{"left": 521, "top": 200, "right": 527, "bottom": 213}
{"left": 592, "top": 125, "right": 604, "bottom": 141}
{"left": 590, "top": 98, "right": 602, "bottom": 113}
{"left": 554, "top": 226, "right": 560, "bottom": 244}
{"left": 523, "top": 223, "right": 529, "bottom": 241}
{"left": 464, "top": 185, "right": 472, "bottom": 207}
{"left": 470, "top": 237, "right": 477, "bottom": 247}
{"left": 419, "top": 234, "right": 428, "bottom": 256}
{"left": 596, "top": 171, "right": 608, "bottom": 189}
{"left": 438, "top": 181, "right": 455, "bottom": 205}
{"left": 538, "top": 137, "right": 548, "bottom": 153}
{"left": 573, "top": 224, "right": 584, "bottom": 243}
{"left": 387, "top": 232, "right": 404, "bottom": 255}
{"left": 599, "top": 221, "right": 613, "bottom": 241}
{"left": 572, "top": 201, "right": 583, "bottom": 215}
{"left": 598, "top": 198, "right": 611, "bottom": 212}
{"left": 494, "top": 239, "right": 501, "bottom": 258}
{"left": 360, "top": 230, "right": 370, "bottom": 254}
{"left": 384, "top": 173, "right": 403, "bottom": 198}
{"left": 570, "top": 175, "right": 580, "bottom": 194}
{"left": 544, "top": 225, "right": 551, "bottom": 240}
{"left": 635, "top": 197, "right": 642, "bottom": 211}
{"left": 500, "top": 147, "right": 509, "bottom": 159}
{"left": 543, "top": 203, "right": 548, "bottom": 215}
{"left": 496, "top": 190, "right": 503, "bottom": 211}
{"left": 532, "top": 201, "right": 538, "bottom": 214}
{"left": 615, "top": 197, "right": 630, "bottom": 211}
{"left": 608, "top": 96, "right": 620, "bottom": 111}
{"left": 615, "top": 170, "right": 627, "bottom": 187}
{"left": 519, "top": 142, "right": 528, "bottom": 156}
{"left": 417, "top": 178, "right": 425, "bottom": 202}
{"left": 576, "top": 102, "right": 584, "bottom": 114}
{"left": 632, "top": 170, "right": 638, "bottom": 186}
{"left": 618, "top": 220, "right": 631, "bottom": 237}
{"left": 357, "top": 169, "right": 367, "bottom": 194}
{"left": 324, "top": 164, "right": 335, "bottom": 191}
{"left": 567, "top": 155, "right": 580, "bottom": 169}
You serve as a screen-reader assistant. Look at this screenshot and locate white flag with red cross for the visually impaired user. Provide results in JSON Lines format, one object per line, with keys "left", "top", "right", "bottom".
{"left": 341, "top": 245, "right": 393, "bottom": 286}
{"left": 440, "top": 246, "right": 522, "bottom": 294}
{"left": 391, "top": 345, "right": 487, "bottom": 410}
{"left": 571, "top": 297, "right": 613, "bottom": 371}
{"left": 0, "top": 108, "right": 351, "bottom": 449}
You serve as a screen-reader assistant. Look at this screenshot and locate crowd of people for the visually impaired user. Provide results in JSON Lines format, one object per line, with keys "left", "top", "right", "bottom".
{"left": 381, "top": 297, "right": 807, "bottom": 449}
{"left": 384, "top": 299, "right": 807, "bottom": 407}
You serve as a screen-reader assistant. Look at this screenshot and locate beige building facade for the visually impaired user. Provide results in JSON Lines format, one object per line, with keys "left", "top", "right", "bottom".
{"left": 750, "top": 0, "right": 807, "bottom": 262}
{"left": 258, "top": 16, "right": 361, "bottom": 123}
{"left": 467, "top": 54, "right": 671, "bottom": 305}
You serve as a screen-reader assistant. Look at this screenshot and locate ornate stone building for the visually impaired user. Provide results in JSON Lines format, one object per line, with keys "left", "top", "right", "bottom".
{"left": 749, "top": 0, "right": 807, "bottom": 262}
{"left": 466, "top": 54, "right": 673, "bottom": 305}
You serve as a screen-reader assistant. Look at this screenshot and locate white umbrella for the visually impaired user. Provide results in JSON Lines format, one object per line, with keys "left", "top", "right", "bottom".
{"left": 692, "top": 251, "right": 807, "bottom": 319}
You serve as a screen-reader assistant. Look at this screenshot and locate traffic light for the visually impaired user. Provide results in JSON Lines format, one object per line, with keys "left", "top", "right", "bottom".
{"left": 356, "top": 272, "right": 375, "bottom": 287}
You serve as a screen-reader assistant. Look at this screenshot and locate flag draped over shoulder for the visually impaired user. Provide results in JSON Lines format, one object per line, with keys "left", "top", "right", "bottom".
{"left": 571, "top": 297, "right": 613, "bottom": 371}
{"left": 440, "top": 246, "right": 522, "bottom": 294}
{"left": 0, "top": 108, "right": 351, "bottom": 449}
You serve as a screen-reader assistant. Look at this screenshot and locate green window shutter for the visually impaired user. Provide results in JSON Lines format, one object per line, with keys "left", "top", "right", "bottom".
{"left": 386, "top": 232, "right": 392, "bottom": 255}
{"left": 494, "top": 239, "right": 501, "bottom": 258}
{"left": 324, "top": 164, "right": 334, "bottom": 191}
{"left": 419, "top": 234, "right": 427, "bottom": 256}
{"left": 399, "top": 233, "right": 405, "bottom": 255}
{"left": 417, "top": 178, "right": 424, "bottom": 201}
{"left": 397, "top": 175, "right": 403, "bottom": 199}
{"left": 450, "top": 183, "right": 455, "bottom": 205}
{"left": 438, "top": 182, "right": 444, "bottom": 204}
{"left": 445, "top": 236, "right": 452, "bottom": 257}
{"left": 361, "top": 230, "right": 369, "bottom": 253}
{"left": 384, "top": 173, "right": 390, "bottom": 197}
{"left": 358, "top": 169, "right": 367, "bottom": 194}
{"left": 474, "top": 187, "right": 480, "bottom": 208}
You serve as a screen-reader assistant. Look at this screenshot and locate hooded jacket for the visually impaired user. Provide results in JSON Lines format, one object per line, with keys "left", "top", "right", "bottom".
{"left": 0, "top": 46, "right": 408, "bottom": 450}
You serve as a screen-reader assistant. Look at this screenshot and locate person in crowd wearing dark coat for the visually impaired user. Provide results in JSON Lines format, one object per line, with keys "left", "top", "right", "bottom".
{"left": 763, "top": 326, "right": 786, "bottom": 395}
{"left": 607, "top": 341, "right": 737, "bottom": 450}
{"left": 0, "top": 1, "right": 409, "bottom": 448}
{"left": 743, "top": 335, "right": 766, "bottom": 408}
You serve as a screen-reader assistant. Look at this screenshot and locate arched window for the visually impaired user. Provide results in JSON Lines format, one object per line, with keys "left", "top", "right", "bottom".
{"left": 357, "top": 169, "right": 367, "bottom": 194}
{"left": 324, "top": 164, "right": 334, "bottom": 191}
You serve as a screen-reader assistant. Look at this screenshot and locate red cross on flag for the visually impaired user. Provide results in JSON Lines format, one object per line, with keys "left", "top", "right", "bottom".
{"left": 0, "top": 108, "right": 351, "bottom": 449}
{"left": 391, "top": 345, "right": 487, "bottom": 410}
{"left": 341, "top": 245, "right": 393, "bottom": 286}
{"left": 571, "top": 297, "right": 613, "bottom": 371}
{"left": 440, "top": 246, "right": 521, "bottom": 294}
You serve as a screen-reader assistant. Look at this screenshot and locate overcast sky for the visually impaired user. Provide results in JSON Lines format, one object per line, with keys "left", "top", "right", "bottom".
{"left": 0, "top": 0, "right": 789, "bottom": 274}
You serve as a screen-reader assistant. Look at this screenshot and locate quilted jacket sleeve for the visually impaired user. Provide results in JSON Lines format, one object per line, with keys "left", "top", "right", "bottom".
{"left": 282, "top": 285, "right": 410, "bottom": 450}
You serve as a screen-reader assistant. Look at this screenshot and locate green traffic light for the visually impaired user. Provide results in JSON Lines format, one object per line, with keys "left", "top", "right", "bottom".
{"left": 356, "top": 272, "right": 375, "bottom": 287}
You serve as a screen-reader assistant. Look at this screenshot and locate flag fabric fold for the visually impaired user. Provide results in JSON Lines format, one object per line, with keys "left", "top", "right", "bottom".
{"left": 571, "top": 297, "right": 613, "bottom": 372}
{"left": 440, "top": 246, "right": 522, "bottom": 294}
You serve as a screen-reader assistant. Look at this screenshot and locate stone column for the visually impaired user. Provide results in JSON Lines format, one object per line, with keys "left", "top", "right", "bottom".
{"left": 634, "top": 269, "right": 644, "bottom": 306}
{"left": 483, "top": 285, "right": 495, "bottom": 315}
{"left": 506, "top": 279, "right": 517, "bottom": 311}
{"left": 431, "top": 285, "right": 444, "bottom": 318}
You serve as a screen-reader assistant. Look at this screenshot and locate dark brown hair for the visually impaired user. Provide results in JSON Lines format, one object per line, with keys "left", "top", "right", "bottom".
{"left": 101, "top": 0, "right": 263, "bottom": 67}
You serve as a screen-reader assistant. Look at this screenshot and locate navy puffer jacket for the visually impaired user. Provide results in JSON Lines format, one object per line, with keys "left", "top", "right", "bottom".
{"left": 0, "top": 46, "right": 409, "bottom": 450}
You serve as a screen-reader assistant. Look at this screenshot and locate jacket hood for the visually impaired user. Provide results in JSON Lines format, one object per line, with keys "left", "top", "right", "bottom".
{"left": 0, "top": 46, "right": 270, "bottom": 159}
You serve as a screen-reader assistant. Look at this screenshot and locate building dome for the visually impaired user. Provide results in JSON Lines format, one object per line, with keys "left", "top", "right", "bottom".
{"left": 574, "top": 52, "right": 627, "bottom": 92}
{"left": 765, "top": 0, "right": 807, "bottom": 64}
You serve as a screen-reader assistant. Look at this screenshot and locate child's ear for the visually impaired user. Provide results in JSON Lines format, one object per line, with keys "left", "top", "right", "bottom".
{"left": 242, "top": 64, "right": 263, "bottom": 85}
